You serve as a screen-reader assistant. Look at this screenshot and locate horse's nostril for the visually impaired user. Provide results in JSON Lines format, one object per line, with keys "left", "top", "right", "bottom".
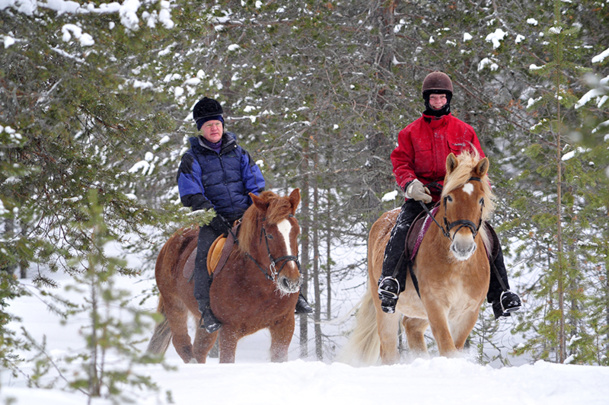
{"left": 276, "top": 276, "right": 300, "bottom": 294}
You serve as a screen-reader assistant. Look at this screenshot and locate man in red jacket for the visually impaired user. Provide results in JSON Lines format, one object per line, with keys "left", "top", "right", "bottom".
{"left": 377, "top": 71, "right": 522, "bottom": 319}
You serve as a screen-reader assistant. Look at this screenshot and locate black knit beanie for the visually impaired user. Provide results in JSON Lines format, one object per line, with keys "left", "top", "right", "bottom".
{"left": 193, "top": 97, "right": 224, "bottom": 130}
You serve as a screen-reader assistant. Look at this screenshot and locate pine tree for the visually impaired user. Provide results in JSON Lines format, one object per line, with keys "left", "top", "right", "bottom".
{"left": 508, "top": 0, "right": 609, "bottom": 364}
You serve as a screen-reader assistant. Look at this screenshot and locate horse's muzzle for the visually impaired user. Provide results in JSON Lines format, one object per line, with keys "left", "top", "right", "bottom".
{"left": 276, "top": 275, "right": 302, "bottom": 295}
{"left": 450, "top": 234, "right": 477, "bottom": 261}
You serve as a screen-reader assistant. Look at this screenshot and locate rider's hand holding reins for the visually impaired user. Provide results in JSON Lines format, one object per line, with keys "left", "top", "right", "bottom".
{"left": 210, "top": 214, "right": 231, "bottom": 235}
{"left": 405, "top": 179, "right": 432, "bottom": 203}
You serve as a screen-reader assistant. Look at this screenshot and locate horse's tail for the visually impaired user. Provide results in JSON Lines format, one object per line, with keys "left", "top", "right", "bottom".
{"left": 146, "top": 295, "right": 172, "bottom": 356}
{"left": 337, "top": 285, "right": 380, "bottom": 366}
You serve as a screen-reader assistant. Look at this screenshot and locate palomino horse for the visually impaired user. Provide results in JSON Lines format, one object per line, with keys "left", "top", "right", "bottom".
{"left": 147, "top": 189, "right": 302, "bottom": 363}
{"left": 342, "top": 151, "right": 495, "bottom": 365}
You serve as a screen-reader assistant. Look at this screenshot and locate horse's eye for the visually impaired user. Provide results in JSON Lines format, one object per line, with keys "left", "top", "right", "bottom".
{"left": 479, "top": 198, "right": 485, "bottom": 206}
{"left": 446, "top": 195, "right": 453, "bottom": 203}
{"left": 266, "top": 234, "right": 274, "bottom": 240}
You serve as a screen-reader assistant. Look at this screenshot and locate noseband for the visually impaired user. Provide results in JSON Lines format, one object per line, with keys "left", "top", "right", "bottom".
{"left": 420, "top": 177, "right": 484, "bottom": 240}
{"left": 244, "top": 215, "right": 301, "bottom": 282}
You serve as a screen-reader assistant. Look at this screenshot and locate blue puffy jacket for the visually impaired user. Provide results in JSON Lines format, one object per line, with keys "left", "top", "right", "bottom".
{"left": 177, "top": 132, "right": 265, "bottom": 222}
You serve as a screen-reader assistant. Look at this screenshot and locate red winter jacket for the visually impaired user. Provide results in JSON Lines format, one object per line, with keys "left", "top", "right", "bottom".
{"left": 390, "top": 113, "right": 485, "bottom": 202}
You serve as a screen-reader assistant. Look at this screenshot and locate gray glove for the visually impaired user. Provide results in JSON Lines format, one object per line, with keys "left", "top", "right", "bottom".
{"left": 405, "top": 179, "right": 432, "bottom": 203}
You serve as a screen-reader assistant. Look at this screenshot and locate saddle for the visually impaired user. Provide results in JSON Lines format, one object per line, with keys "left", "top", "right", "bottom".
{"left": 404, "top": 206, "right": 498, "bottom": 264}
{"left": 183, "top": 225, "right": 238, "bottom": 281}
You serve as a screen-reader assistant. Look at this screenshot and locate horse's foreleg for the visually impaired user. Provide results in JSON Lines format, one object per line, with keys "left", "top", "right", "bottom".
{"left": 424, "top": 300, "right": 458, "bottom": 357}
{"left": 402, "top": 317, "right": 429, "bottom": 356}
{"left": 192, "top": 328, "right": 218, "bottom": 363}
{"left": 269, "top": 316, "right": 295, "bottom": 362}
{"left": 451, "top": 308, "right": 480, "bottom": 351}
{"left": 218, "top": 329, "right": 239, "bottom": 363}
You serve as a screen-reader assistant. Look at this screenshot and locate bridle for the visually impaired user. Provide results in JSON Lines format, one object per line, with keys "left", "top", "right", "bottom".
{"left": 244, "top": 215, "right": 301, "bottom": 282}
{"left": 419, "top": 176, "right": 484, "bottom": 240}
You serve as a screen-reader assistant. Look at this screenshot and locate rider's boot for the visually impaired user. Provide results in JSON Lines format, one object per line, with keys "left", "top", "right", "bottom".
{"left": 492, "top": 290, "right": 522, "bottom": 319}
{"left": 378, "top": 276, "right": 400, "bottom": 313}
{"left": 295, "top": 292, "right": 314, "bottom": 314}
{"left": 486, "top": 225, "right": 522, "bottom": 319}
{"left": 199, "top": 302, "right": 222, "bottom": 333}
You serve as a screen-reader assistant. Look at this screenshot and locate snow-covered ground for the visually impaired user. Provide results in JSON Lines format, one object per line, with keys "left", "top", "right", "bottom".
{"left": 2, "top": 247, "right": 609, "bottom": 405}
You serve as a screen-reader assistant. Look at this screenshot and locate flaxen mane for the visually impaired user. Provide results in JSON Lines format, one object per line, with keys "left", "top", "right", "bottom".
{"left": 441, "top": 149, "right": 495, "bottom": 221}
{"left": 238, "top": 191, "right": 293, "bottom": 255}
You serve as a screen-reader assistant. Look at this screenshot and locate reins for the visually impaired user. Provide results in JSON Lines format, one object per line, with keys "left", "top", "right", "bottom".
{"left": 419, "top": 176, "right": 484, "bottom": 240}
{"left": 244, "top": 214, "right": 301, "bottom": 282}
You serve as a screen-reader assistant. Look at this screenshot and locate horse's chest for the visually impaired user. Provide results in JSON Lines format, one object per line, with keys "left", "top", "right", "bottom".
{"left": 418, "top": 265, "right": 485, "bottom": 303}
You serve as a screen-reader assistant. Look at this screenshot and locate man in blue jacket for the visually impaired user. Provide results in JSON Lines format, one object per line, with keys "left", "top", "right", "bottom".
{"left": 177, "top": 97, "right": 312, "bottom": 333}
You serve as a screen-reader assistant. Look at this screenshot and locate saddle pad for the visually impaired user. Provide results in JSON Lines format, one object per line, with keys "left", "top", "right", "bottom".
{"left": 405, "top": 206, "right": 438, "bottom": 261}
{"left": 183, "top": 248, "right": 197, "bottom": 281}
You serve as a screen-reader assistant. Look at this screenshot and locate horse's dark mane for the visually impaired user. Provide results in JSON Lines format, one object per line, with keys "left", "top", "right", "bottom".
{"left": 238, "top": 191, "right": 293, "bottom": 255}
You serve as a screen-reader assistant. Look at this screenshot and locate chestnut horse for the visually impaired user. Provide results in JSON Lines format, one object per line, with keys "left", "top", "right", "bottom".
{"left": 147, "top": 189, "right": 302, "bottom": 363}
{"left": 342, "top": 151, "right": 495, "bottom": 365}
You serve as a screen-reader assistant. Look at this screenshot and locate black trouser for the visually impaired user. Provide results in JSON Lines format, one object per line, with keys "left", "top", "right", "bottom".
{"left": 485, "top": 225, "right": 511, "bottom": 303}
{"left": 381, "top": 199, "right": 428, "bottom": 290}
{"left": 193, "top": 225, "right": 224, "bottom": 310}
{"left": 380, "top": 200, "right": 511, "bottom": 303}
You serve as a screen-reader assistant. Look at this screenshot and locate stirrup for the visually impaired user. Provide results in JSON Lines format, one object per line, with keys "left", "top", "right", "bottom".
{"left": 500, "top": 290, "right": 521, "bottom": 314}
{"left": 378, "top": 276, "right": 400, "bottom": 300}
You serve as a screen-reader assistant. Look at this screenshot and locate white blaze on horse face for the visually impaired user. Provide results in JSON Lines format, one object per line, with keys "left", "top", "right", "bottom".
{"left": 275, "top": 218, "right": 301, "bottom": 294}
{"left": 277, "top": 219, "right": 293, "bottom": 257}
{"left": 462, "top": 183, "right": 474, "bottom": 195}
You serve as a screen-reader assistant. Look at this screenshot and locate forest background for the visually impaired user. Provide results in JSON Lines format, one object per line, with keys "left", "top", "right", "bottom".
{"left": 1, "top": 0, "right": 609, "bottom": 391}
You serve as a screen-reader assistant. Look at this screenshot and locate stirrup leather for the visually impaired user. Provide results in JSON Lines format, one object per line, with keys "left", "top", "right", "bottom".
{"left": 378, "top": 276, "right": 400, "bottom": 300}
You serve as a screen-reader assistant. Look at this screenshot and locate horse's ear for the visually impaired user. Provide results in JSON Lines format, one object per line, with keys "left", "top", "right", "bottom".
{"left": 288, "top": 188, "right": 301, "bottom": 213}
{"left": 446, "top": 153, "right": 458, "bottom": 175}
{"left": 250, "top": 192, "right": 269, "bottom": 213}
{"left": 475, "top": 157, "right": 490, "bottom": 178}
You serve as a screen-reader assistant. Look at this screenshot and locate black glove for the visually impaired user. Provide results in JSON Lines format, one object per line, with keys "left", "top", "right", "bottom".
{"left": 209, "top": 215, "right": 231, "bottom": 235}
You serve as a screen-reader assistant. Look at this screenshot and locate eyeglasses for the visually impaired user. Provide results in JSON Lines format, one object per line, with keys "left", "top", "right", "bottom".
{"left": 203, "top": 122, "right": 223, "bottom": 129}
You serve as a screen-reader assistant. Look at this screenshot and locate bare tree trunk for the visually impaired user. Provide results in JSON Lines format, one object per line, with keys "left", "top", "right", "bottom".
{"left": 555, "top": 82, "right": 565, "bottom": 364}
{"left": 313, "top": 155, "right": 322, "bottom": 360}
{"left": 299, "top": 138, "right": 310, "bottom": 358}
{"left": 326, "top": 188, "right": 332, "bottom": 321}
{"left": 89, "top": 276, "right": 101, "bottom": 400}
{"left": 605, "top": 241, "right": 609, "bottom": 357}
